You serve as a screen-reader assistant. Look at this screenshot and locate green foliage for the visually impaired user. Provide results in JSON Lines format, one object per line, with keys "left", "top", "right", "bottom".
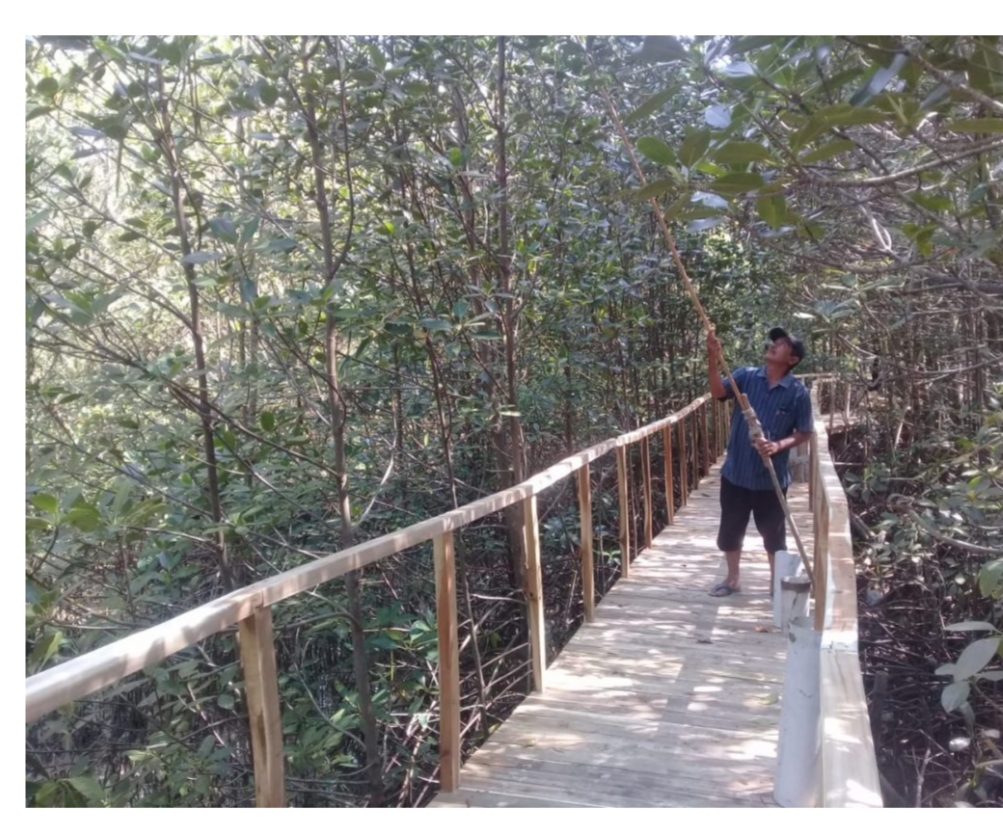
{"left": 26, "top": 33, "right": 1002, "bottom": 808}
{"left": 936, "top": 624, "right": 1002, "bottom": 725}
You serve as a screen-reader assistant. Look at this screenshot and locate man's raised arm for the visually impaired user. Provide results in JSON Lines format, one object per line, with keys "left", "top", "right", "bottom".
{"left": 707, "top": 332, "right": 727, "bottom": 400}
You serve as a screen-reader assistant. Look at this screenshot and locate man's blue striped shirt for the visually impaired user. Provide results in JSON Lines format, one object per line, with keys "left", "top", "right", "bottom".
{"left": 719, "top": 366, "right": 813, "bottom": 491}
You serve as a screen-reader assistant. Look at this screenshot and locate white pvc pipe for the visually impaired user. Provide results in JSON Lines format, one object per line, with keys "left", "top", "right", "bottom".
{"left": 780, "top": 576, "right": 811, "bottom": 629}
{"left": 773, "top": 550, "right": 801, "bottom": 627}
{"left": 774, "top": 616, "right": 821, "bottom": 807}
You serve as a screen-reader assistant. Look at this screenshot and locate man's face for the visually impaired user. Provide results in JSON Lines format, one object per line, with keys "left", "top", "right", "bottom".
{"left": 764, "top": 337, "right": 798, "bottom": 369}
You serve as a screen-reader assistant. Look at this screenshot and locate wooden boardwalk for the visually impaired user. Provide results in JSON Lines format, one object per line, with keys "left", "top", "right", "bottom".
{"left": 430, "top": 460, "right": 814, "bottom": 808}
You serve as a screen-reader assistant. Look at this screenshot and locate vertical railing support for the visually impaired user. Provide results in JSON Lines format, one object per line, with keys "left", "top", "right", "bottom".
{"left": 710, "top": 398, "right": 718, "bottom": 461}
{"left": 662, "top": 426, "right": 675, "bottom": 525}
{"left": 693, "top": 406, "right": 702, "bottom": 478}
{"left": 522, "top": 495, "right": 546, "bottom": 692}
{"left": 616, "top": 445, "right": 631, "bottom": 577}
{"left": 433, "top": 531, "right": 460, "bottom": 792}
{"left": 808, "top": 431, "right": 817, "bottom": 512}
{"left": 577, "top": 464, "right": 595, "bottom": 622}
{"left": 237, "top": 606, "right": 285, "bottom": 808}
{"left": 813, "top": 494, "right": 829, "bottom": 633}
{"left": 700, "top": 401, "right": 710, "bottom": 477}
{"left": 677, "top": 418, "right": 688, "bottom": 507}
{"left": 641, "top": 435, "right": 653, "bottom": 549}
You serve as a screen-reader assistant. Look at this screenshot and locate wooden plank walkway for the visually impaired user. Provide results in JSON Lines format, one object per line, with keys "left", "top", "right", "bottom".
{"left": 430, "top": 460, "right": 814, "bottom": 808}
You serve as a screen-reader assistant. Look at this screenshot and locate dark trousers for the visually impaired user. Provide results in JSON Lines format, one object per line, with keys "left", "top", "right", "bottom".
{"left": 717, "top": 476, "right": 788, "bottom": 553}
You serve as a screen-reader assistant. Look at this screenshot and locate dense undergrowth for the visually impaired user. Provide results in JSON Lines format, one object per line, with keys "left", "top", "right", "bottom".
{"left": 827, "top": 385, "right": 1002, "bottom": 808}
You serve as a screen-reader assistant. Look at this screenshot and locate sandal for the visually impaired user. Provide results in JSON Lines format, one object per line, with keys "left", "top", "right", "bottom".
{"left": 709, "top": 582, "right": 742, "bottom": 597}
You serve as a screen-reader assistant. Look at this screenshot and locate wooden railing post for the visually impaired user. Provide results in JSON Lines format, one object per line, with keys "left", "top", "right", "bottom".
{"left": 693, "top": 407, "right": 702, "bottom": 478}
{"left": 808, "top": 431, "right": 817, "bottom": 512}
{"left": 710, "top": 398, "right": 718, "bottom": 461}
{"left": 522, "top": 495, "right": 546, "bottom": 692}
{"left": 814, "top": 495, "right": 829, "bottom": 632}
{"left": 237, "top": 606, "right": 285, "bottom": 808}
{"left": 662, "top": 426, "right": 675, "bottom": 525}
{"left": 616, "top": 445, "right": 631, "bottom": 577}
{"left": 700, "top": 401, "right": 710, "bottom": 477}
{"left": 641, "top": 435, "right": 653, "bottom": 549}
{"left": 677, "top": 418, "right": 688, "bottom": 506}
{"left": 433, "top": 532, "right": 460, "bottom": 792}
{"left": 577, "top": 464, "right": 595, "bottom": 622}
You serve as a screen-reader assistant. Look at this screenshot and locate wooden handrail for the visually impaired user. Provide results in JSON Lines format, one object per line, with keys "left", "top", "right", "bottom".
{"left": 26, "top": 392, "right": 719, "bottom": 805}
{"left": 808, "top": 380, "right": 882, "bottom": 807}
{"left": 24, "top": 437, "right": 603, "bottom": 721}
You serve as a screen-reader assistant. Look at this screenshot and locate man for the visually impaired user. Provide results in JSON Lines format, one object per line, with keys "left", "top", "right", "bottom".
{"left": 706, "top": 327, "right": 812, "bottom": 597}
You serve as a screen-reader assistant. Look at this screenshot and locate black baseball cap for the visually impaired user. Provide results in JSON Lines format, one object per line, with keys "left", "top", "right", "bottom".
{"left": 768, "top": 327, "right": 806, "bottom": 365}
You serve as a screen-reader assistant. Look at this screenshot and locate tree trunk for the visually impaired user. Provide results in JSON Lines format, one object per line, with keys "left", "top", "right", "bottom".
{"left": 156, "top": 67, "right": 230, "bottom": 590}
{"left": 496, "top": 36, "right": 528, "bottom": 592}
{"left": 301, "top": 38, "right": 383, "bottom": 806}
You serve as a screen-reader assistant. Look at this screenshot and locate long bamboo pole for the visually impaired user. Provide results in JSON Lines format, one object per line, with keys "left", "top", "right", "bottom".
{"left": 598, "top": 88, "right": 814, "bottom": 589}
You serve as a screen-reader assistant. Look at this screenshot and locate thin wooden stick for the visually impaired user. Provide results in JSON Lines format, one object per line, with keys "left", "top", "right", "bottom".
{"left": 598, "top": 87, "right": 814, "bottom": 589}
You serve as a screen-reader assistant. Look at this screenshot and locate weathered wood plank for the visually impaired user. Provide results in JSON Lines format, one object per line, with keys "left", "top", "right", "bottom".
{"left": 436, "top": 773, "right": 771, "bottom": 808}
{"left": 509, "top": 694, "right": 785, "bottom": 735}
{"left": 430, "top": 787, "right": 592, "bottom": 808}
{"left": 459, "top": 754, "right": 775, "bottom": 805}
